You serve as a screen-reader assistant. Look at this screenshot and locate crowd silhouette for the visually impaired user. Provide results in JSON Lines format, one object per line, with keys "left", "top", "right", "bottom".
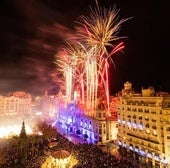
{"left": 0, "top": 125, "right": 140, "bottom": 168}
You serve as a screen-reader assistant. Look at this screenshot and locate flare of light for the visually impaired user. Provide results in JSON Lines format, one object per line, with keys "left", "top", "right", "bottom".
{"left": 0, "top": 125, "right": 33, "bottom": 139}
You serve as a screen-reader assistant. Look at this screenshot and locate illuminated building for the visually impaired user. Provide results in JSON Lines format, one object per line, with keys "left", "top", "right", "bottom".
{"left": 0, "top": 91, "right": 33, "bottom": 138}
{"left": 0, "top": 91, "right": 32, "bottom": 116}
{"left": 117, "top": 81, "right": 170, "bottom": 168}
{"left": 56, "top": 93, "right": 118, "bottom": 144}
{"left": 53, "top": 2, "right": 126, "bottom": 145}
{"left": 41, "top": 91, "right": 59, "bottom": 120}
{"left": 33, "top": 91, "right": 66, "bottom": 121}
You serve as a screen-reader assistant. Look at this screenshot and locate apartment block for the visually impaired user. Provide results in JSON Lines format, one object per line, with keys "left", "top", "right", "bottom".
{"left": 117, "top": 81, "right": 170, "bottom": 168}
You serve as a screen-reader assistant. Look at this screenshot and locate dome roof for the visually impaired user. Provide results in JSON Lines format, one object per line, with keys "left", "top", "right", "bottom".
{"left": 51, "top": 150, "right": 71, "bottom": 160}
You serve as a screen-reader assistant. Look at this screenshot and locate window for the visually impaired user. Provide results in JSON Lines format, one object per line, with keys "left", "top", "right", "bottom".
{"left": 145, "top": 123, "right": 150, "bottom": 128}
{"left": 152, "top": 125, "right": 157, "bottom": 129}
{"left": 146, "top": 129, "right": 150, "bottom": 134}
{"left": 145, "top": 117, "right": 149, "bottom": 121}
{"left": 138, "top": 115, "right": 142, "bottom": 120}
{"left": 133, "top": 115, "right": 136, "bottom": 119}
{"left": 152, "top": 119, "right": 156, "bottom": 122}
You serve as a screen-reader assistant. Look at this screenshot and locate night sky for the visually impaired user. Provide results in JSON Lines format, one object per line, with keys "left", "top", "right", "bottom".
{"left": 0, "top": 0, "right": 170, "bottom": 95}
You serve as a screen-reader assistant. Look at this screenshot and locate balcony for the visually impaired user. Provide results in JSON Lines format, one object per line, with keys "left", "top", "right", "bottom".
{"left": 127, "top": 133, "right": 159, "bottom": 144}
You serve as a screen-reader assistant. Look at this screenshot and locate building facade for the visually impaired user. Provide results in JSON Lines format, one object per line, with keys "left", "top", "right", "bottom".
{"left": 56, "top": 95, "right": 119, "bottom": 144}
{"left": 117, "top": 81, "right": 170, "bottom": 168}
{"left": 0, "top": 91, "right": 32, "bottom": 117}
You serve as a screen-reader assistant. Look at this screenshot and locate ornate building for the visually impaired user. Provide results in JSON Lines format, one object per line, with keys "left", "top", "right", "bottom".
{"left": 117, "top": 81, "right": 170, "bottom": 168}
{"left": 56, "top": 95, "right": 118, "bottom": 144}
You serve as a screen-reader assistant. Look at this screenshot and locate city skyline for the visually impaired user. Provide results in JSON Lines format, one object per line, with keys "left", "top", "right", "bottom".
{"left": 0, "top": 0, "right": 169, "bottom": 95}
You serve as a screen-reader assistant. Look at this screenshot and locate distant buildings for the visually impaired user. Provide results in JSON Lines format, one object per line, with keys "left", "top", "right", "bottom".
{"left": 4, "top": 82, "right": 170, "bottom": 167}
{"left": 0, "top": 91, "right": 33, "bottom": 138}
{"left": 41, "top": 91, "right": 57, "bottom": 119}
{"left": 117, "top": 81, "right": 170, "bottom": 168}
{"left": 0, "top": 91, "right": 32, "bottom": 116}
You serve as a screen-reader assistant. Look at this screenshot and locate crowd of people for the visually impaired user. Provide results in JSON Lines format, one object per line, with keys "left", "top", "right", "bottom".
{"left": 49, "top": 132, "right": 140, "bottom": 168}
{"left": 0, "top": 125, "right": 140, "bottom": 168}
{"left": 0, "top": 135, "right": 47, "bottom": 168}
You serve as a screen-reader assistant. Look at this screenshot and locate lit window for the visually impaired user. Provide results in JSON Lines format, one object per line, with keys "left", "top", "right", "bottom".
{"left": 146, "top": 129, "right": 150, "bottom": 134}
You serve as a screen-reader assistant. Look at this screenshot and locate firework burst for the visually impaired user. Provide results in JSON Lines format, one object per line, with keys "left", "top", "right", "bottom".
{"left": 55, "top": 1, "right": 130, "bottom": 116}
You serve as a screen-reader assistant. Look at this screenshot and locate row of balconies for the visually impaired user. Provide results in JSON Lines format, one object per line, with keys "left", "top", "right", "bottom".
{"left": 118, "top": 137, "right": 161, "bottom": 154}
{"left": 121, "top": 115, "right": 157, "bottom": 122}
{"left": 128, "top": 138, "right": 161, "bottom": 152}
{"left": 118, "top": 119, "right": 159, "bottom": 128}
{"left": 118, "top": 127, "right": 170, "bottom": 150}
{"left": 120, "top": 107, "right": 158, "bottom": 114}
{"left": 124, "top": 101, "right": 158, "bottom": 107}
{"left": 119, "top": 126, "right": 159, "bottom": 136}
{"left": 119, "top": 124, "right": 158, "bottom": 131}
{"left": 126, "top": 133, "right": 160, "bottom": 145}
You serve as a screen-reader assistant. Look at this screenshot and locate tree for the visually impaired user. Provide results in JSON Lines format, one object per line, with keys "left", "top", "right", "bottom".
{"left": 19, "top": 121, "right": 27, "bottom": 139}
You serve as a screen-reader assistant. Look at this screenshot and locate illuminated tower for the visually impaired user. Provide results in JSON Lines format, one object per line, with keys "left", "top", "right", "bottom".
{"left": 96, "top": 100, "right": 107, "bottom": 142}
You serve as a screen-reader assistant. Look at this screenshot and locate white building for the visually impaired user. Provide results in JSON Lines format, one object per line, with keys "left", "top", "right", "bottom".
{"left": 117, "top": 81, "right": 170, "bottom": 168}
{"left": 0, "top": 91, "right": 32, "bottom": 116}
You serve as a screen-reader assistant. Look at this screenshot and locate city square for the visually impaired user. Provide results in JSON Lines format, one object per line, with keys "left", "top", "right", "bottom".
{"left": 0, "top": 0, "right": 169, "bottom": 168}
